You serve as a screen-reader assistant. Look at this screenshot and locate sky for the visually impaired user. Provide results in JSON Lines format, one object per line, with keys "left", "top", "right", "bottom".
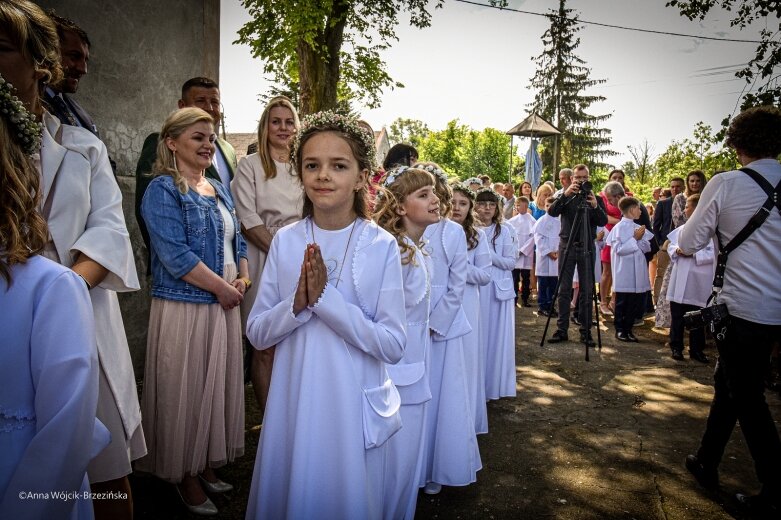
{"left": 218, "top": 0, "right": 770, "bottom": 166}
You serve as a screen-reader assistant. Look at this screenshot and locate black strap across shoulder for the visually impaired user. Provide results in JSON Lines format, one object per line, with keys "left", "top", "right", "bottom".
{"left": 713, "top": 167, "right": 781, "bottom": 288}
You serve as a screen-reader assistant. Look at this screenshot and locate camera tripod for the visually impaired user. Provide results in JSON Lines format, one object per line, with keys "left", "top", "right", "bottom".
{"left": 539, "top": 196, "right": 602, "bottom": 361}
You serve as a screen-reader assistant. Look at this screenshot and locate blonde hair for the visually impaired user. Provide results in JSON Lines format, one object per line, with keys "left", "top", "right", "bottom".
{"left": 257, "top": 96, "right": 300, "bottom": 179}
{"left": 373, "top": 168, "right": 435, "bottom": 264}
{"left": 535, "top": 184, "right": 553, "bottom": 207}
{"left": 0, "top": 0, "right": 63, "bottom": 112}
{"left": 154, "top": 107, "right": 214, "bottom": 194}
{"left": 414, "top": 161, "right": 452, "bottom": 217}
{"left": 0, "top": 112, "right": 47, "bottom": 284}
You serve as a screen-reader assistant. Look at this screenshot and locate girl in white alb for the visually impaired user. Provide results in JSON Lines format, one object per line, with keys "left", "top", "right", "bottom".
{"left": 475, "top": 188, "right": 518, "bottom": 400}
{"left": 374, "top": 165, "right": 440, "bottom": 520}
{"left": 245, "top": 112, "right": 406, "bottom": 520}
{"left": 417, "top": 163, "right": 482, "bottom": 495}
{"left": 451, "top": 184, "right": 492, "bottom": 434}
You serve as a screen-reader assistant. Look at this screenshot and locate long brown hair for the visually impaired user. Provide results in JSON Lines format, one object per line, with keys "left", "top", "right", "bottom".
{"left": 452, "top": 184, "right": 480, "bottom": 250}
{"left": 476, "top": 189, "right": 503, "bottom": 248}
{"left": 293, "top": 115, "right": 372, "bottom": 222}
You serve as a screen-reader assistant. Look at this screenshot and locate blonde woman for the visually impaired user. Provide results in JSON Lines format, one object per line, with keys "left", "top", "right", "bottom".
{"left": 139, "top": 108, "right": 248, "bottom": 515}
{"left": 231, "top": 95, "right": 303, "bottom": 414}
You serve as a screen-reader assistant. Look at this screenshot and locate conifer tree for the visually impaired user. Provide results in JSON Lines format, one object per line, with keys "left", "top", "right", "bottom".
{"left": 528, "top": 0, "right": 615, "bottom": 176}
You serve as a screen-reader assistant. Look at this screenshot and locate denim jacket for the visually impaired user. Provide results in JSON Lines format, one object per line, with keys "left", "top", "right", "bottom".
{"left": 141, "top": 175, "right": 247, "bottom": 303}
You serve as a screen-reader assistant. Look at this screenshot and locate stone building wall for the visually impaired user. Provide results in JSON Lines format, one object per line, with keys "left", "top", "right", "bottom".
{"left": 38, "top": 0, "right": 221, "bottom": 374}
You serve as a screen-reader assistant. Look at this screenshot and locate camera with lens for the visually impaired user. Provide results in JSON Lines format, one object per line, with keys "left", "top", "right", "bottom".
{"left": 683, "top": 303, "right": 729, "bottom": 330}
{"left": 576, "top": 180, "right": 593, "bottom": 198}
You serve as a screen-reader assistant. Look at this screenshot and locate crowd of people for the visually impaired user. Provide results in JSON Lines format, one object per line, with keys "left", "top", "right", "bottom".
{"left": 1, "top": 1, "right": 780, "bottom": 518}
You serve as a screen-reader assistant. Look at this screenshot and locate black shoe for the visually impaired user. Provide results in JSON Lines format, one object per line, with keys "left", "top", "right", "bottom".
{"left": 580, "top": 332, "right": 596, "bottom": 348}
{"left": 615, "top": 331, "right": 631, "bottom": 342}
{"left": 626, "top": 332, "right": 640, "bottom": 343}
{"left": 690, "top": 350, "right": 709, "bottom": 364}
{"left": 685, "top": 454, "right": 719, "bottom": 490}
{"left": 735, "top": 492, "right": 780, "bottom": 516}
{"left": 550, "top": 309, "right": 559, "bottom": 317}
{"left": 522, "top": 301, "right": 531, "bottom": 307}
{"left": 537, "top": 309, "right": 550, "bottom": 317}
{"left": 671, "top": 350, "right": 684, "bottom": 360}
{"left": 572, "top": 315, "right": 581, "bottom": 326}
{"left": 548, "top": 330, "right": 569, "bottom": 343}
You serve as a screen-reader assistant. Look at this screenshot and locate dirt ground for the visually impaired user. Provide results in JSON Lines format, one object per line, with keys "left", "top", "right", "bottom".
{"left": 133, "top": 304, "right": 781, "bottom": 519}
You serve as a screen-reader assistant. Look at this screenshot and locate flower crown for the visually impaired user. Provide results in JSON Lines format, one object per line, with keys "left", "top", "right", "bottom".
{"left": 464, "top": 177, "right": 483, "bottom": 186}
{"left": 452, "top": 182, "right": 476, "bottom": 200}
{"left": 0, "top": 74, "right": 43, "bottom": 155}
{"left": 475, "top": 187, "right": 501, "bottom": 202}
{"left": 291, "top": 110, "right": 377, "bottom": 170}
{"left": 413, "top": 163, "right": 449, "bottom": 185}
{"left": 381, "top": 165, "right": 409, "bottom": 188}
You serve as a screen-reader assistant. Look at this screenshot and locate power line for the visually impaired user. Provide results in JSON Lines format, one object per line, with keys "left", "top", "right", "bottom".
{"left": 454, "top": 0, "right": 769, "bottom": 44}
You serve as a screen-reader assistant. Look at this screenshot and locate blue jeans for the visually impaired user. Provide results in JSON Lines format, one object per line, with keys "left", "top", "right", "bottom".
{"left": 537, "top": 276, "right": 557, "bottom": 311}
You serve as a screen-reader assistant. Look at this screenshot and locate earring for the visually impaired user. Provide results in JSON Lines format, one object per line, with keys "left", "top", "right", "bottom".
{"left": 173, "top": 150, "right": 178, "bottom": 172}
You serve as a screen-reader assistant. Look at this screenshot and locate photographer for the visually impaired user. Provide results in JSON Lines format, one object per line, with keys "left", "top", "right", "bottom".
{"left": 547, "top": 164, "right": 608, "bottom": 347}
{"left": 681, "top": 106, "right": 781, "bottom": 516}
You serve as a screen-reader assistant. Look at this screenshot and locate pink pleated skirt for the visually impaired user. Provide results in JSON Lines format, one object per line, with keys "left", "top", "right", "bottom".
{"left": 136, "top": 264, "right": 245, "bottom": 482}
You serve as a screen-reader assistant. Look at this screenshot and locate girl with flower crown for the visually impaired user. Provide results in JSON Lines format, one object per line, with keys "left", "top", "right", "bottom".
{"left": 245, "top": 111, "right": 406, "bottom": 520}
{"left": 0, "top": 6, "right": 108, "bottom": 518}
{"left": 1, "top": 3, "right": 142, "bottom": 519}
{"left": 417, "top": 162, "right": 482, "bottom": 495}
{"left": 450, "top": 183, "right": 492, "bottom": 434}
{"left": 475, "top": 188, "right": 518, "bottom": 400}
{"left": 373, "top": 165, "right": 440, "bottom": 520}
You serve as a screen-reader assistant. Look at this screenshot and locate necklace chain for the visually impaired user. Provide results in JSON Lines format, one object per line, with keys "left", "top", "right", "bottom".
{"left": 310, "top": 218, "right": 358, "bottom": 288}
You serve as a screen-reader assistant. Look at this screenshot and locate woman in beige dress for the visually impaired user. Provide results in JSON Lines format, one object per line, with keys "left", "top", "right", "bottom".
{"left": 231, "top": 96, "right": 303, "bottom": 413}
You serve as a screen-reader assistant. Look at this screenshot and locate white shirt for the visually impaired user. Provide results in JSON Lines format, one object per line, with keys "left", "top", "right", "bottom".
{"left": 533, "top": 213, "right": 560, "bottom": 276}
{"left": 212, "top": 146, "right": 232, "bottom": 187}
{"left": 606, "top": 217, "right": 652, "bottom": 293}
{"left": 678, "top": 159, "right": 781, "bottom": 324}
{"left": 667, "top": 225, "right": 716, "bottom": 307}
{"left": 507, "top": 213, "right": 536, "bottom": 269}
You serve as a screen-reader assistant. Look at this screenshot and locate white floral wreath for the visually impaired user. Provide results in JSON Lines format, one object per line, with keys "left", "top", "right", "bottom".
{"left": 0, "top": 74, "right": 42, "bottom": 155}
{"left": 413, "top": 163, "right": 449, "bottom": 185}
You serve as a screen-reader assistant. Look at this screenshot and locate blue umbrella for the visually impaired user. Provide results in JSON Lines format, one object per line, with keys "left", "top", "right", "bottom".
{"left": 525, "top": 139, "right": 542, "bottom": 190}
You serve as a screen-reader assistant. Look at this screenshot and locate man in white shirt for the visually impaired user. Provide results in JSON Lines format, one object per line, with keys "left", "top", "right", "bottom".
{"left": 681, "top": 106, "right": 781, "bottom": 517}
{"left": 553, "top": 168, "right": 572, "bottom": 198}
{"left": 502, "top": 183, "right": 516, "bottom": 220}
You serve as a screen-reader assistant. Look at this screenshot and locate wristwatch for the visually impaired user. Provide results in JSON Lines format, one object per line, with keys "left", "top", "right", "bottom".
{"left": 238, "top": 277, "right": 252, "bottom": 289}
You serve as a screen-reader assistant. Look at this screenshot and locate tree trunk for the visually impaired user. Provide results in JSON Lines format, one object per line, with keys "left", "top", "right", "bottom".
{"left": 296, "top": 0, "right": 349, "bottom": 115}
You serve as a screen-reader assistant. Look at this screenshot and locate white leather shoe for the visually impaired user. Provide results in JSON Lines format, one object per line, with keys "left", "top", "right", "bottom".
{"left": 199, "top": 474, "right": 234, "bottom": 493}
{"left": 176, "top": 486, "right": 218, "bottom": 516}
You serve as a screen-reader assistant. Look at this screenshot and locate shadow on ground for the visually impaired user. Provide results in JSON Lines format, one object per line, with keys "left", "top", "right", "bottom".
{"left": 133, "top": 305, "right": 780, "bottom": 519}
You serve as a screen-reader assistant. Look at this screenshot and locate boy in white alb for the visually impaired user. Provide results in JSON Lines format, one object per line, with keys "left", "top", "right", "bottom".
{"left": 606, "top": 197, "right": 653, "bottom": 342}
{"left": 508, "top": 196, "right": 536, "bottom": 307}
{"left": 666, "top": 194, "right": 715, "bottom": 363}
{"left": 533, "top": 197, "right": 560, "bottom": 316}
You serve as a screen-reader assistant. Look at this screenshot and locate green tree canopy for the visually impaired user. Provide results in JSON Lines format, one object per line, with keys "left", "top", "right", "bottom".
{"left": 528, "top": 0, "right": 615, "bottom": 177}
{"left": 416, "top": 120, "right": 520, "bottom": 182}
{"left": 236, "top": 0, "right": 442, "bottom": 115}
{"left": 388, "top": 118, "right": 431, "bottom": 147}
